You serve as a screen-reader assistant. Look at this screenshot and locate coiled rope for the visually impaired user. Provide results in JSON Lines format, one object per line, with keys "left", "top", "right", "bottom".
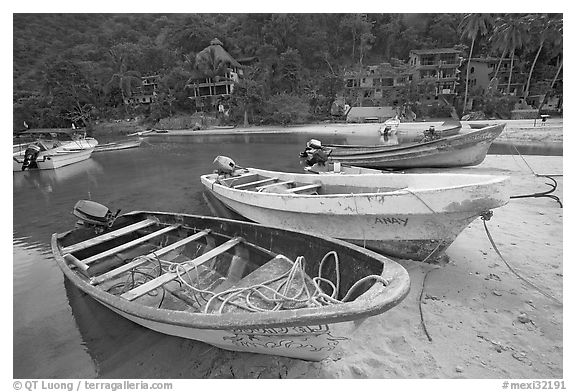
{"left": 111, "top": 250, "right": 390, "bottom": 313}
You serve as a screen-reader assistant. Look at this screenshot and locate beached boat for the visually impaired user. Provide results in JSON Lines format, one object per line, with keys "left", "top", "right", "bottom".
{"left": 201, "top": 157, "right": 510, "bottom": 261}
{"left": 93, "top": 139, "right": 142, "bottom": 153}
{"left": 469, "top": 123, "right": 491, "bottom": 129}
{"left": 307, "top": 123, "right": 504, "bottom": 169}
{"left": 13, "top": 145, "right": 94, "bottom": 172}
{"left": 51, "top": 200, "right": 410, "bottom": 361}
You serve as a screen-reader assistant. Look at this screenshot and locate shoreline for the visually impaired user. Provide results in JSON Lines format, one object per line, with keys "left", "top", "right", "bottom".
{"left": 135, "top": 118, "right": 563, "bottom": 145}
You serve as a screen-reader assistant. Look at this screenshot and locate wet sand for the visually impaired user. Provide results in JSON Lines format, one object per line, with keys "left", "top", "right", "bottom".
{"left": 92, "top": 120, "right": 563, "bottom": 379}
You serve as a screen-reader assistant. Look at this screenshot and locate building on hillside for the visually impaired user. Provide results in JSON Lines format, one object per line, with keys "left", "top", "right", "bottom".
{"left": 462, "top": 57, "right": 527, "bottom": 97}
{"left": 408, "top": 48, "right": 462, "bottom": 103}
{"left": 186, "top": 38, "right": 243, "bottom": 109}
{"left": 343, "top": 60, "right": 411, "bottom": 107}
{"left": 123, "top": 74, "right": 159, "bottom": 105}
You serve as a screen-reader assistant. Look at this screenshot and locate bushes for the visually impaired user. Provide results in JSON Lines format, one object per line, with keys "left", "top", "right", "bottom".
{"left": 260, "top": 93, "right": 312, "bottom": 125}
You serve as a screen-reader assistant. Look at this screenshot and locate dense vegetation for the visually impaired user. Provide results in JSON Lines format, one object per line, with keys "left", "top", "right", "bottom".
{"left": 13, "top": 13, "right": 562, "bottom": 130}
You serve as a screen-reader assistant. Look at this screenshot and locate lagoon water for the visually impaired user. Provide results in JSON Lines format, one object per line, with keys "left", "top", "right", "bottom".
{"left": 12, "top": 132, "right": 562, "bottom": 378}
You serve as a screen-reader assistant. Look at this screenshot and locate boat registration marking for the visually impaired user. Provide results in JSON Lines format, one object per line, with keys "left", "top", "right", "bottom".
{"left": 374, "top": 217, "right": 408, "bottom": 226}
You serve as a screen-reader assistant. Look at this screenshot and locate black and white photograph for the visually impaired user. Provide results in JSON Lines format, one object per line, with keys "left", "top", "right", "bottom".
{"left": 11, "top": 9, "right": 565, "bottom": 385}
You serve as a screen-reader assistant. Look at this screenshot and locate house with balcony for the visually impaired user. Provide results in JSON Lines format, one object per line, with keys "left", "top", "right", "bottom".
{"left": 186, "top": 38, "right": 243, "bottom": 109}
{"left": 123, "top": 74, "right": 159, "bottom": 105}
{"left": 343, "top": 60, "right": 411, "bottom": 108}
{"left": 408, "top": 48, "right": 462, "bottom": 103}
{"left": 462, "top": 57, "right": 526, "bottom": 97}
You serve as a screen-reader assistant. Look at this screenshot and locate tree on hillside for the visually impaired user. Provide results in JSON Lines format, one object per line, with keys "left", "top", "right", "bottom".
{"left": 491, "top": 15, "right": 530, "bottom": 94}
{"left": 105, "top": 44, "right": 143, "bottom": 115}
{"left": 459, "top": 13, "right": 494, "bottom": 113}
{"left": 523, "top": 14, "right": 562, "bottom": 100}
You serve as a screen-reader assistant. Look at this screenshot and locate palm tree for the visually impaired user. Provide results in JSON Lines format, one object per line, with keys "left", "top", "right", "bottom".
{"left": 459, "top": 13, "right": 494, "bottom": 113}
{"left": 487, "top": 18, "right": 510, "bottom": 94}
{"left": 106, "top": 47, "right": 141, "bottom": 115}
{"left": 524, "top": 14, "right": 562, "bottom": 100}
{"left": 491, "top": 15, "right": 530, "bottom": 95}
{"left": 538, "top": 57, "right": 562, "bottom": 111}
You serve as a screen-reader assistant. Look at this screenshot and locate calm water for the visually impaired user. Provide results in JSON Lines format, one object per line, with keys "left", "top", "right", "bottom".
{"left": 12, "top": 132, "right": 562, "bottom": 378}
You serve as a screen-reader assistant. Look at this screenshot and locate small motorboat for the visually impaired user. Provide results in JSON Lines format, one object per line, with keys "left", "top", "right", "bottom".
{"left": 13, "top": 142, "right": 94, "bottom": 172}
{"left": 201, "top": 156, "right": 510, "bottom": 261}
{"left": 304, "top": 123, "right": 504, "bottom": 169}
{"left": 51, "top": 200, "right": 410, "bottom": 361}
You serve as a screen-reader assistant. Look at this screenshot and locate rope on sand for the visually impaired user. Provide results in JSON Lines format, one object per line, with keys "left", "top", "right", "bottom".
{"left": 418, "top": 267, "right": 436, "bottom": 342}
{"left": 508, "top": 143, "right": 563, "bottom": 207}
{"left": 481, "top": 212, "right": 562, "bottom": 306}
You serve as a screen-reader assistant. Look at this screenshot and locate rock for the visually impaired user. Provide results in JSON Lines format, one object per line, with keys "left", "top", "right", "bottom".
{"left": 492, "top": 290, "right": 503, "bottom": 296}
{"left": 455, "top": 366, "right": 463, "bottom": 373}
{"left": 518, "top": 313, "right": 531, "bottom": 324}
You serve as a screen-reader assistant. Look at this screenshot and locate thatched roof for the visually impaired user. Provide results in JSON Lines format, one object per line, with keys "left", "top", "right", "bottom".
{"left": 196, "top": 38, "right": 241, "bottom": 69}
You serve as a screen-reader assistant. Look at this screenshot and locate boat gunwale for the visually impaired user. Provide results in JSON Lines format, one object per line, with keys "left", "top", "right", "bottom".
{"left": 201, "top": 171, "right": 510, "bottom": 200}
{"left": 52, "top": 212, "right": 410, "bottom": 330}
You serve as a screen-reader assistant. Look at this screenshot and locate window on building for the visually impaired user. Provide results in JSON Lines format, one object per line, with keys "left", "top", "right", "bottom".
{"left": 470, "top": 66, "right": 475, "bottom": 74}
{"left": 382, "top": 78, "right": 393, "bottom": 86}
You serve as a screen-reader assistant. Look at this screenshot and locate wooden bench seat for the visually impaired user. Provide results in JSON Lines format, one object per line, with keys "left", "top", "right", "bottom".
{"left": 62, "top": 218, "right": 158, "bottom": 254}
{"left": 256, "top": 180, "right": 293, "bottom": 191}
{"left": 121, "top": 237, "right": 243, "bottom": 301}
{"left": 285, "top": 183, "right": 321, "bottom": 194}
{"left": 233, "top": 177, "right": 278, "bottom": 189}
{"left": 79, "top": 224, "right": 180, "bottom": 266}
{"left": 90, "top": 229, "right": 211, "bottom": 285}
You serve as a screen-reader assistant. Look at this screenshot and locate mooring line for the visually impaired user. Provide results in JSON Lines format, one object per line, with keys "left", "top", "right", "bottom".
{"left": 481, "top": 213, "right": 562, "bottom": 306}
{"left": 418, "top": 267, "right": 436, "bottom": 342}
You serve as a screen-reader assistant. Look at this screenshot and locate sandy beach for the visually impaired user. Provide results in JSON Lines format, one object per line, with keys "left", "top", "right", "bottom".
{"left": 82, "top": 119, "right": 563, "bottom": 379}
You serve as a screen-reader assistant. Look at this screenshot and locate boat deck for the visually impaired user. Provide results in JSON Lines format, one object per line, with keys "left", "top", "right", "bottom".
{"left": 217, "top": 171, "right": 404, "bottom": 195}
{"left": 58, "top": 217, "right": 319, "bottom": 315}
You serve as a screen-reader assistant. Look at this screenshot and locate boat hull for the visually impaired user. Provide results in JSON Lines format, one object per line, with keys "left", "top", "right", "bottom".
{"left": 52, "top": 211, "right": 410, "bottom": 361}
{"left": 328, "top": 124, "right": 504, "bottom": 168}
{"left": 13, "top": 148, "right": 93, "bottom": 172}
{"left": 201, "top": 170, "right": 509, "bottom": 261}
{"left": 98, "top": 299, "right": 355, "bottom": 360}
{"left": 93, "top": 139, "right": 141, "bottom": 152}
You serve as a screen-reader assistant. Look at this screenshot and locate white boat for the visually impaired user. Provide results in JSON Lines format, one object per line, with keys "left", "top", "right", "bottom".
{"left": 201, "top": 157, "right": 510, "bottom": 261}
{"left": 13, "top": 144, "right": 94, "bottom": 172}
{"left": 93, "top": 139, "right": 142, "bottom": 152}
{"left": 13, "top": 128, "right": 98, "bottom": 154}
{"left": 378, "top": 116, "right": 400, "bottom": 136}
{"left": 51, "top": 200, "right": 410, "bottom": 361}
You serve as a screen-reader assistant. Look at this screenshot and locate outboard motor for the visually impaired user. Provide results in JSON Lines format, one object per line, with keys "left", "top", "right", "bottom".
{"left": 422, "top": 125, "right": 439, "bottom": 142}
{"left": 22, "top": 144, "right": 41, "bottom": 171}
{"left": 73, "top": 200, "right": 120, "bottom": 233}
{"left": 213, "top": 156, "right": 237, "bottom": 175}
{"left": 299, "top": 139, "right": 330, "bottom": 166}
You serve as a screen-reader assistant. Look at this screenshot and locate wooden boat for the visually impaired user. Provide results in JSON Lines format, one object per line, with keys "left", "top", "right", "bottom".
{"left": 93, "top": 139, "right": 142, "bottom": 153}
{"left": 313, "top": 123, "right": 504, "bottom": 169}
{"left": 13, "top": 145, "right": 94, "bottom": 172}
{"left": 201, "top": 157, "right": 510, "bottom": 261}
{"left": 51, "top": 200, "right": 410, "bottom": 361}
{"left": 469, "top": 123, "right": 491, "bottom": 129}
